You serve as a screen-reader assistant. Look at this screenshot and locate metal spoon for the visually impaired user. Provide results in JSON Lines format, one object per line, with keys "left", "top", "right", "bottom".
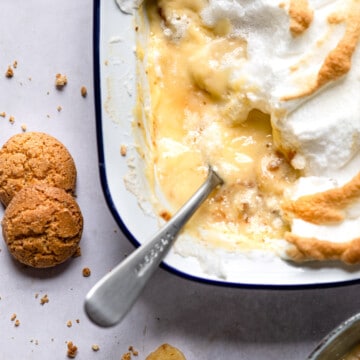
{"left": 84, "top": 167, "right": 223, "bottom": 327}
{"left": 307, "top": 312, "right": 360, "bottom": 360}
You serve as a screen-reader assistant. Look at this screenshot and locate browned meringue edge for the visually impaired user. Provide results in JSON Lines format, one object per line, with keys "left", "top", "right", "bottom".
{"left": 285, "top": 233, "right": 360, "bottom": 264}
{"left": 288, "top": 0, "right": 314, "bottom": 36}
{"left": 282, "top": 1, "right": 360, "bottom": 101}
{"left": 283, "top": 172, "right": 360, "bottom": 225}
{"left": 282, "top": 171, "right": 360, "bottom": 263}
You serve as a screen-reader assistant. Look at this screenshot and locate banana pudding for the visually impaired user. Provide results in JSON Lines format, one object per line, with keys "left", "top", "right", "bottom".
{"left": 134, "top": 0, "right": 360, "bottom": 269}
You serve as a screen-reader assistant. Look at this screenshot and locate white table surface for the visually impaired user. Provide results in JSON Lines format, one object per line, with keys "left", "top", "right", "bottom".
{"left": 0, "top": 1, "right": 360, "bottom": 359}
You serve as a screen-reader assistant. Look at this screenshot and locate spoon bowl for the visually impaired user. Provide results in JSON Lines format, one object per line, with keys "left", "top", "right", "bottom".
{"left": 308, "top": 312, "right": 360, "bottom": 360}
{"left": 84, "top": 167, "right": 223, "bottom": 327}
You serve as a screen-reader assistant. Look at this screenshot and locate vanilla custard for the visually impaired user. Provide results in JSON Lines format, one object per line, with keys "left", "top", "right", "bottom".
{"left": 135, "top": 0, "right": 360, "bottom": 266}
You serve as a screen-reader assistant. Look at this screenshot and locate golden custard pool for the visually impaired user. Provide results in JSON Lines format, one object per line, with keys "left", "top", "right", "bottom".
{"left": 109, "top": 0, "right": 360, "bottom": 280}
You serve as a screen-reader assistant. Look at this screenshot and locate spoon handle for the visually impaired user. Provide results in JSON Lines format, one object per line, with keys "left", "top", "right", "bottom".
{"left": 84, "top": 167, "right": 223, "bottom": 327}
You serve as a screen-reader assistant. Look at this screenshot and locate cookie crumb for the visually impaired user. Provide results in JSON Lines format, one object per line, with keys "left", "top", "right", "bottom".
{"left": 13, "top": 60, "right": 18, "bottom": 69}
{"left": 0, "top": 112, "right": 6, "bottom": 117}
{"left": 120, "top": 145, "right": 127, "bottom": 156}
{"left": 14, "top": 319, "right": 20, "bottom": 327}
{"left": 10, "top": 313, "right": 17, "bottom": 321}
{"left": 57, "top": 106, "right": 62, "bottom": 112}
{"left": 82, "top": 267, "right": 91, "bottom": 277}
{"left": 67, "top": 341, "right": 78, "bottom": 358}
{"left": 9, "top": 115, "right": 15, "bottom": 124}
{"left": 80, "top": 86, "right": 87, "bottom": 97}
{"left": 92, "top": 344, "right": 100, "bottom": 352}
{"left": 66, "top": 320, "right": 72, "bottom": 328}
{"left": 121, "top": 352, "right": 131, "bottom": 360}
{"left": 75, "top": 319, "right": 80, "bottom": 324}
{"left": 40, "top": 294, "right": 49, "bottom": 305}
{"left": 55, "top": 73, "right": 68, "bottom": 89}
{"left": 34, "top": 293, "right": 39, "bottom": 299}
{"left": 129, "top": 346, "right": 139, "bottom": 356}
{"left": 5, "top": 66, "right": 14, "bottom": 78}
{"left": 21, "top": 123, "right": 27, "bottom": 132}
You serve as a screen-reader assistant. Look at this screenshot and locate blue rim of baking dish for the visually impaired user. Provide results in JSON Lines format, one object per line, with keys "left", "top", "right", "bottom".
{"left": 92, "top": 0, "right": 360, "bottom": 290}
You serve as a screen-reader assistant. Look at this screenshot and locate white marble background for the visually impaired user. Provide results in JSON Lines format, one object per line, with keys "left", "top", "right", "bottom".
{"left": 0, "top": 1, "right": 359, "bottom": 359}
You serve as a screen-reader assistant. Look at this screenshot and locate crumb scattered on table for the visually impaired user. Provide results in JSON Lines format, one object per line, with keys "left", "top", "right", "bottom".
{"left": 14, "top": 319, "right": 20, "bottom": 327}
{"left": 5, "top": 66, "right": 14, "bottom": 78}
{"left": 82, "top": 267, "right": 91, "bottom": 277}
{"left": 120, "top": 144, "right": 127, "bottom": 156}
{"left": 67, "top": 341, "right": 78, "bottom": 358}
{"left": 0, "top": 112, "right": 6, "bottom": 117}
{"left": 21, "top": 123, "right": 27, "bottom": 132}
{"left": 55, "top": 73, "right": 68, "bottom": 89}
{"left": 57, "top": 105, "right": 62, "bottom": 112}
{"left": 80, "top": 86, "right": 87, "bottom": 97}
{"left": 129, "top": 346, "right": 139, "bottom": 356}
{"left": 121, "top": 347, "right": 139, "bottom": 360}
{"left": 92, "top": 344, "right": 100, "bottom": 352}
{"left": 121, "top": 352, "right": 131, "bottom": 360}
{"left": 10, "top": 313, "right": 17, "bottom": 321}
{"left": 67, "top": 320, "right": 72, "bottom": 328}
{"left": 13, "top": 60, "right": 18, "bottom": 69}
{"left": 40, "top": 294, "right": 49, "bottom": 305}
{"left": 9, "top": 115, "right": 15, "bottom": 124}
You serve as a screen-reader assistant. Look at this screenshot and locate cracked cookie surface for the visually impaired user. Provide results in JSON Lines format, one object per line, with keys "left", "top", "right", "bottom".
{"left": 0, "top": 132, "right": 76, "bottom": 206}
{"left": 2, "top": 184, "right": 83, "bottom": 268}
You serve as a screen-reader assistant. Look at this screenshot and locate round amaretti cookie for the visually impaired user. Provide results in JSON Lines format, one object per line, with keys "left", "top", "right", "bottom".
{"left": 2, "top": 184, "right": 83, "bottom": 268}
{"left": 0, "top": 132, "right": 76, "bottom": 206}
